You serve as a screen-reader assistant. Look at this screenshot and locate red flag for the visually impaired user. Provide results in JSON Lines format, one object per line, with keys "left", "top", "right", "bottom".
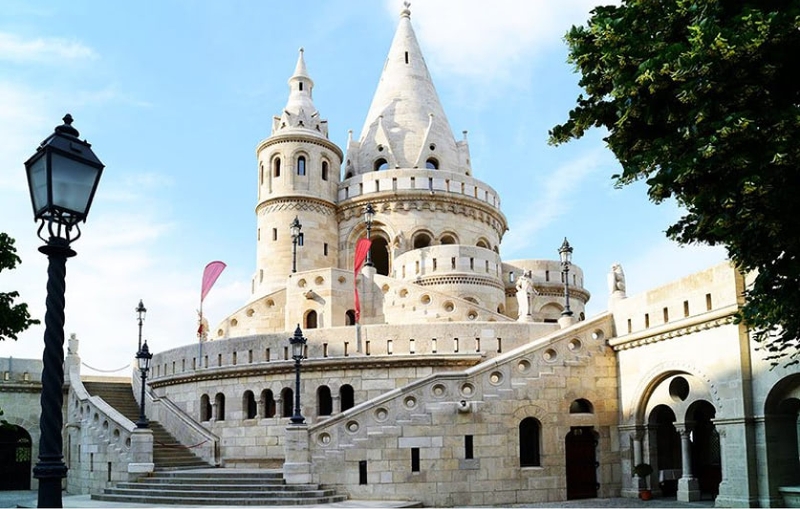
{"left": 201, "top": 261, "right": 227, "bottom": 303}
{"left": 353, "top": 239, "right": 372, "bottom": 322}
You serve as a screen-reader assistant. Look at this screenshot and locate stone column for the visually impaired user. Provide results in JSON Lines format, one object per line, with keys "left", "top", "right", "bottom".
{"left": 210, "top": 401, "right": 217, "bottom": 422}
{"left": 332, "top": 395, "right": 341, "bottom": 414}
{"left": 632, "top": 427, "right": 646, "bottom": 491}
{"left": 257, "top": 397, "right": 265, "bottom": 420}
{"left": 283, "top": 424, "right": 312, "bottom": 484}
{"left": 677, "top": 426, "right": 701, "bottom": 502}
{"left": 127, "top": 428, "right": 154, "bottom": 481}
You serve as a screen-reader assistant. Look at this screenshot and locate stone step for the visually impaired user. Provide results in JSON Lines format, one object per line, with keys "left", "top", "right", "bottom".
{"left": 102, "top": 486, "right": 340, "bottom": 497}
{"left": 91, "top": 493, "right": 348, "bottom": 506}
{"left": 82, "top": 381, "right": 212, "bottom": 470}
{"left": 92, "top": 469, "right": 350, "bottom": 506}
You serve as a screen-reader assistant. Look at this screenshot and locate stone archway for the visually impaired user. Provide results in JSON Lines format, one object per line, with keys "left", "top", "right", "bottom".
{"left": 0, "top": 424, "right": 32, "bottom": 490}
{"left": 686, "top": 400, "right": 721, "bottom": 498}
{"left": 565, "top": 426, "right": 598, "bottom": 500}
{"left": 371, "top": 236, "right": 390, "bottom": 276}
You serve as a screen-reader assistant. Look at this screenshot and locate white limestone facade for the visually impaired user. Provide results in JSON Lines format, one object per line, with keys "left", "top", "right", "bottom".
{"left": 3, "top": 5, "right": 800, "bottom": 508}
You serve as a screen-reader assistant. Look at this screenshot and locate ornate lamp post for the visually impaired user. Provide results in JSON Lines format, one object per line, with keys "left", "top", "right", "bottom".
{"left": 290, "top": 216, "right": 302, "bottom": 273}
{"left": 289, "top": 325, "right": 307, "bottom": 424}
{"left": 136, "top": 299, "right": 147, "bottom": 351}
{"left": 24, "top": 114, "right": 104, "bottom": 508}
{"left": 559, "top": 237, "right": 574, "bottom": 317}
{"left": 135, "top": 341, "right": 153, "bottom": 428}
{"left": 364, "top": 203, "right": 375, "bottom": 267}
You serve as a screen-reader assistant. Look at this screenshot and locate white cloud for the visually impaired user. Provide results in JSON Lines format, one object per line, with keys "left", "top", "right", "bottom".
{"left": 390, "top": 0, "right": 615, "bottom": 80}
{"left": 0, "top": 32, "right": 97, "bottom": 63}
{"left": 502, "top": 148, "right": 607, "bottom": 255}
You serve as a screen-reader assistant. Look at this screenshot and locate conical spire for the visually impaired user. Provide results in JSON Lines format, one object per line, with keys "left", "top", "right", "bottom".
{"left": 272, "top": 48, "right": 328, "bottom": 138}
{"left": 351, "top": 3, "right": 464, "bottom": 173}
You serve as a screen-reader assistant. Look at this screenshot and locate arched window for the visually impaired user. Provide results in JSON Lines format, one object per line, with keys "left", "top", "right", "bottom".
{"left": 322, "top": 161, "right": 329, "bottom": 181}
{"left": 345, "top": 171, "right": 354, "bottom": 179}
{"left": 440, "top": 234, "right": 457, "bottom": 245}
{"left": 569, "top": 398, "right": 594, "bottom": 414}
{"left": 297, "top": 156, "right": 306, "bottom": 176}
{"left": 476, "top": 238, "right": 490, "bottom": 249}
{"left": 281, "top": 387, "right": 294, "bottom": 418}
{"left": 273, "top": 157, "right": 281, "bottom": 177}
{"left": 243, "top": 390, "right": 257, "bottom": 419}
{"left": 200, "top": 394, "right": 211, "bottom": 421}
{"left": 261, "top": 389, "right": 276, "bottom": 418}
{"left": 215, "top": 393, "right": 226, "bottom": 421}
{"left": 317, "top": 385, "right": 333, "bottom": 416}
{"left": 425, "top": 158, "right": 439, "bottom": 169}
{"left": 374, "top": 158, "right": 389, "bottom": 171}
{"left": 519, "top": 417, "right": 541, "bottom": 467}
{"left": 345, "top": 310, "right": 356, "bottom": 326}
{"left": 413, "top": 233, "right": 432, "bottom": 249}
{"left": 340, "top": 384, "right": 355, "bottom": 412}
{"left": 259, "top": 163, "right": 264, "bottom": 185}
{"left": 305, "top": 310, "right": 318, "bottom": 329}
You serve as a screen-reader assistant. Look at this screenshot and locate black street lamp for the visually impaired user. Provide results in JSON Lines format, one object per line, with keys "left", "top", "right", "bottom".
{"left": 290, "top": 216, "right": 302, "bottom": 273}
{"left": 289, "top": 325, "right": 307, "bottom": 424}
{"left": 24, "top": 114, "right": 104, "bottom": 508}
{"left": 136, "top": 299, "right": 147, "bottom": 352}
{"left": 135, "top": 341, "right": 153, "bottom": 428}
{"left": 364, "top": 203, "right": 375, "bottom": 267}
{"left": 559, "top": 237, "right": 574, "bottom": 317}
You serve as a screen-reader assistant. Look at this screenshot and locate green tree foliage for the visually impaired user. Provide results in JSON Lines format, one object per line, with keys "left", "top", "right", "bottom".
{"left": 0, "top": 233, "right": 39, "bottom": 341}
{"left": 550, "top": 1, "right": 800, "bottom": 364}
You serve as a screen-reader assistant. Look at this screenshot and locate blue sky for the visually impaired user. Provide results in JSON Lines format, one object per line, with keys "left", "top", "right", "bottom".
{"left": 0, "top": 0, "right": 726, "bottom": 374}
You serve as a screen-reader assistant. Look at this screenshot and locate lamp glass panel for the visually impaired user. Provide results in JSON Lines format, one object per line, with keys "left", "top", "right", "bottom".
{"left": 27, "top": 155, "right": 49, "bottom": 215}
{"left": 291, "top": 340, "right": 303, "bottom": 358}
{"left": 50, "top": 152, "right": 100, "bottom": 216}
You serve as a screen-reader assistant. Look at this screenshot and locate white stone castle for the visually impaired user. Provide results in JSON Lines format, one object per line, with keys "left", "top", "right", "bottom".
{"left": 2, "top": 6, "right": 800, "bottom": 507}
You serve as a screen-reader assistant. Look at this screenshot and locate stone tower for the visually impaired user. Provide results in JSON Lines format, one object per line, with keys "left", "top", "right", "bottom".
{"left": 337, "top": 5, "right": 509, "bottom": 314}
{"left": 252, "top": 49, "right": 344, "bottom": 300}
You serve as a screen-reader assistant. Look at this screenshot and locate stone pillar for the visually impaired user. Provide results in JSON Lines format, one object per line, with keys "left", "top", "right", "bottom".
{"left": 257, "top": 397, "right": 265, "bottom": 419}
{"left": 210, "top": 401, "right": 217, "bottom": 422}
{"left": 283, "top": 424, "right": 312, "bottom": 484}
{"left": 127, "top": 428, "right": 154, "bottom": 481}
{"left": 677, "top": 427, "right": 701, "bottom": 502}
{"left": 632, "top": 428, "right": 647, "bottom": 491}
{"left": 332, "top": 395, "right": 341, "bottom": 414}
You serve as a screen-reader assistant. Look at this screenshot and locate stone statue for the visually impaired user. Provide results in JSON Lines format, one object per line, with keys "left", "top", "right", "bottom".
{"left": 515, "top": 270, "right": 536, "bottom": 321}
{"left": 608, "top": 263, "right": 626, "bottom": 296}
{"left": 197, "top": 310, "right": 210, "bottom": 342}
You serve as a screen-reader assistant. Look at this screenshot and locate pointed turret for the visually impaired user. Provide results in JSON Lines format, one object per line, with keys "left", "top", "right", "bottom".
{"left": 272, "top": 48, "right": 329, "bottom": 138}
{"left": 254, "top": 48, "right": 342, "bottom": 300}
{"left": 347, "top": 3, "right": 469, "bottom": 175}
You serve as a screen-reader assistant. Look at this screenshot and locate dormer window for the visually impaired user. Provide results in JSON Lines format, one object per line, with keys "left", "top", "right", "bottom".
{"left": 297, "top": 156, "right": 306, "bottom": 176}
{"left": 425, "top": 158, "right": 439, "bottom": 170}
{"left": 374, "top": 158, "right": 389, "bottom": 171}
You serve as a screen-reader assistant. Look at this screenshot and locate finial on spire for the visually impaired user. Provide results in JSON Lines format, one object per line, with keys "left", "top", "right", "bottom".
{"left": 401, "top": 1, "right": 411, "bottom": 18}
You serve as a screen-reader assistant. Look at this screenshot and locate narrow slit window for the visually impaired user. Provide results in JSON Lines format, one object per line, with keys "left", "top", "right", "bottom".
{"left": 359, "top": 460, "right": 368, "bottom": 485}
{"left": 453, "top": 338, "right": 459, "bottom": 353}
{"left": 684, "top": 300, "right": 690, "bottom": 317}
{"left": 706, "top": 293, "right": 712, "bottom": 310}
{"left": 411, "top": 448, "right": 420, "bottom": 472}
{"left": 465, "top": 435, "right": 474, "bottom": 460}
{"left": 645, "top": 313, "right": 650, "bottom": 328}
{"left": 497, "top": 338, "right": 502, "bottom": 353}
{"left": 663, "top": 307, "right": 669, "bottom": 323}
{"left": 432, "top": 338, "right": 437, "bottom": 353}
{"left": 405, "top": 51, "right": 409, "bottom": 64}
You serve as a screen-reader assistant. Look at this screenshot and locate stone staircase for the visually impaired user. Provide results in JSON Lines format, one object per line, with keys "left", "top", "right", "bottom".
{"left": 91, "top": 469, "right": 350, "bottom": 506}
{"left": 82, "top": 381, "right": 210, "bottom": 469}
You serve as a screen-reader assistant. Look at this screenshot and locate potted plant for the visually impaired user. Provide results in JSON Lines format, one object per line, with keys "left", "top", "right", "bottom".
{"left": 633, "top": 463, "right": 654, "bottom": 500}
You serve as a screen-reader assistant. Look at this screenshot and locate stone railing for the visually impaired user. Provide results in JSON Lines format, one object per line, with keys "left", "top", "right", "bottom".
{"left": 64, "top": 335, "right": 152, "bottom": 495}
{"left": 339, "top": 168, "right": 501, "bottom": 211}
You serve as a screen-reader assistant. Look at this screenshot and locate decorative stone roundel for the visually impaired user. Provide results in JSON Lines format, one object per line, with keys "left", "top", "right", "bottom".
{"left": 543, "top": 348, "right": 558, "bottom": 362}
{"left": 346, "top": 420, "right": 360, "bottom": 433}
{"left": 517, "top": 359, "right": 531, "bottom": 372}
{"left": 489, "top": 371, "right": 504, "bottom": 385}
{"left": 315, "top": 276, "right": 325, "bottom": 285}
{"left": 592, "top": 329, "right": 605, "bottom": 341}
{"left": 669, "top": 376, "right": 690, "bottom": 401}
{"left": 431, "top": 383, "right": 447, "bottom": 398}
{"left": 404, "top": 396, "right": 417, "bottom": 409}
{"left": 568, "top": 338, "right": 582, "bottom": 351}
{"left": 460, "top": 383, "right": 475, "bottom": 397}
{"left": 317, "top": 433, "right": 332, "bottom": 446}
{"left": 374, "top": 407, "right": 389, "bottom": 422}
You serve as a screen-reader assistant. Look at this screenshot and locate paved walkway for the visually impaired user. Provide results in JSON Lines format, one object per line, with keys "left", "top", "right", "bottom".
{"left": 0, "top": 490, "right": 716, "bottom": 509}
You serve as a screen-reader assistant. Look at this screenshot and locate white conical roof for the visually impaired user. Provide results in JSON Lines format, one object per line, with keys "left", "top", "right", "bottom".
{"left": 352, "top": 4, "right": 463, "bottom": 173}
{"left": 271, "top": 48, "right": 329, "bottom": 138}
